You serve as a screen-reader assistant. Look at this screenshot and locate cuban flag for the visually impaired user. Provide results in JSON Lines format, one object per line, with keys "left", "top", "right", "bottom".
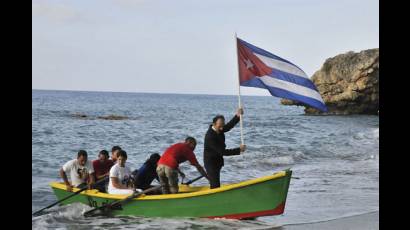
{"left": 237, "top": 38, "right": 328, "bottom": 112}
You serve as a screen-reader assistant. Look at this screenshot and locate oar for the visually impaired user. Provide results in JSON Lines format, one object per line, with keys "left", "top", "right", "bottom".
{"left": 83, "top": 185, "right": 162, "bottom": 217}
{"left": 32, "top": 176, "right": 108, "bottom": 216}
{"left": 181, "top": 175, "right": 204, "bottom": 185}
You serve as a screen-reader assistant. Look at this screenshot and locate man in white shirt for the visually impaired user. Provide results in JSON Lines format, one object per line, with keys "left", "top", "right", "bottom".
{"left": 60, "top": 150, "right": 95, "bottom": 192}
{"left": 108, "top": 150, "right": 138, "bottom": 195}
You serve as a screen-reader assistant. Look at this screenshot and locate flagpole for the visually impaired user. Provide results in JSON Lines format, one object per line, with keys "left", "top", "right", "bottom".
{"left": 235, "top": 32, "right": 244, "bottom": 145}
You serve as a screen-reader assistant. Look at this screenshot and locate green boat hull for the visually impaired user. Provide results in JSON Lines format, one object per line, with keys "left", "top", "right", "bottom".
{"left": 51, "top": 170, "right": 292, "bottom": 219}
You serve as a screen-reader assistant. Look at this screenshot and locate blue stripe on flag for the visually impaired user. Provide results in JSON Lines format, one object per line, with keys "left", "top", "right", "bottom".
{"left": 241, "top": 78, "right": 328, "bottom": 112}
{"left": 238, "top": 38, "right": 304, "bottom": 72}
{"left": 240, "top": 77, "right": 267, "bottom": 89}
{"left": 268, "top": 69, "right": 318, "bottom": 91}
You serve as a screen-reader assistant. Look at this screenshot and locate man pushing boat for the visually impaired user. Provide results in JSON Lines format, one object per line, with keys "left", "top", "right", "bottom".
{"left": 156, "top": 137, "right": 209, "bottom": 194}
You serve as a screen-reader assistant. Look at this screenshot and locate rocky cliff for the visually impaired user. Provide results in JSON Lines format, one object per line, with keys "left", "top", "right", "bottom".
{"left": 281, "top": 48, "right": 379, "bottom": 115}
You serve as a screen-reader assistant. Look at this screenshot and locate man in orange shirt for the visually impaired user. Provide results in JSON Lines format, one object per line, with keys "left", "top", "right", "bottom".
{"left": 156, "top": 137, "right": 208, "bottom": 194}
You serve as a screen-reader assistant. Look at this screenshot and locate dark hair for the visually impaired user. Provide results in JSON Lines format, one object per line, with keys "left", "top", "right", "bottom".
{"left": 99, "top": 150, "right": 109, "bottom": 156}
{"left": 112, "top": 146, "right": 121, "bottom": 152}
{"left": 117, "top": 150, "right": 127, "bottom": 159}
{"left": 212, "top": 115, "right": 225, "bottom": 124}
{"left": 77, "top": 150, "right": 88, "bottom": 158}
{"left": 145, "top": 153, "right": 161, "bottom": 167}
{"left": 185, "top": 136, "right": 197, "bottom": 145}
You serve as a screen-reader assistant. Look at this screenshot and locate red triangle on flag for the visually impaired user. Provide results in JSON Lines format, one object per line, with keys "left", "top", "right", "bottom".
{"left": 237, "top": 39, "right": 273, "bottom": 83}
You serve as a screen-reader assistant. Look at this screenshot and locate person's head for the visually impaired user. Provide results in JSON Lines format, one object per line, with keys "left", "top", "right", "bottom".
{"left": 185, "top": 136, "right": 197, "bottom": 150}
{"left": 117, "top": 150, "right": 127, "bottom": 167}
{"left": 111, "top": 146, "right": 121, "bottom": 161}
{"left": 212, "top": 115, "right": 225, "bottom": 133}
{"left": 77, "top": 150, "right": 88, "bottom": 166}
{"left": 146, "top": 153, "right": 161, "bottom": 166}
{"left": 98, "top": 150, "right": 109, "bottom": 162}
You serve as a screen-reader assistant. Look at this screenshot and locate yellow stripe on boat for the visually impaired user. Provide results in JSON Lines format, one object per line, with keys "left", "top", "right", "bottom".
{"left": 50, "top": 170, "right": 287, "bottom": 200}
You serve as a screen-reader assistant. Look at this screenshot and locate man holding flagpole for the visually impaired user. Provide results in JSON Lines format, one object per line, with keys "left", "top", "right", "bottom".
{"left": 203, "top": 34, "right": 327, "bottom": 189}
{"left": 203, "top": 108, "right": 246, "bottom": 189}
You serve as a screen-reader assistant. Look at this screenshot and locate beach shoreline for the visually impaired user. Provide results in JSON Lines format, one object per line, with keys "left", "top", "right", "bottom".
{"left": 275, "top": 211, "right": 379, "bottom": 230}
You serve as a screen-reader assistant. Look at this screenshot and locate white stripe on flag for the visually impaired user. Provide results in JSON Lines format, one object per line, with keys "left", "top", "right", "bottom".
{"left": 254, "top": 53, "right": 308, "bottom": 78}
{"left": 259, "top": 76, "right": 324, "bottom": 103}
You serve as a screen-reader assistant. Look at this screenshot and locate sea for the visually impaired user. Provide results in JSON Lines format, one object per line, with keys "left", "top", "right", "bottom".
{"left": 32, "top": 89, "right": 379, "bottom": 229}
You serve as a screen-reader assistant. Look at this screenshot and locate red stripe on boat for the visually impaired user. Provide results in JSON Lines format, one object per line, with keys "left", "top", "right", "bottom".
{"left": 206, "top": 202, "right": 286, "bottom": 220}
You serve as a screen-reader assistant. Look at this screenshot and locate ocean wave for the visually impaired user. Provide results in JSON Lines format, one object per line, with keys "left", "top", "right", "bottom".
{"left": 352, "top": 128, "right": 379, "bottom": 142}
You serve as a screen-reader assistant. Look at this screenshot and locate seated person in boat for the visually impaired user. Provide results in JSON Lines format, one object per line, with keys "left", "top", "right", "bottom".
{"left": 108, "top": 150, "right": 136, "bottom": 195}
{"left": 131, "top": 153, "right": 161, "bottom": 192}
{"left": 60, "top": 150, "right": 95, "bottom": 192}
{"left": 92, "top": 149, "right": 114, "bottom": 192}
{"left": 156, "top": 137, "right": 209, "bottom": 194}
{"left": 111, "top": 145, "right": 122, "bottom": 164}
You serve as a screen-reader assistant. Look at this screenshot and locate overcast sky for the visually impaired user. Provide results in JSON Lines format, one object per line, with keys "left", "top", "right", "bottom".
{"left": 32, "top": 0, "right": 378, "bottom": 96}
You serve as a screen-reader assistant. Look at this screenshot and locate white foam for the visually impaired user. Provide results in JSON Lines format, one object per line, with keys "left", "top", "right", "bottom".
{"left": 373, "top": 128, "right": 379, "bottom": 140}
{"left": 270, "top": 156, "right": 295, "bottom": 166}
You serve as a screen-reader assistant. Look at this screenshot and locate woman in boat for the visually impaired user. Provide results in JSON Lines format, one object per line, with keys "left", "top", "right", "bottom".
{"left": 92, "top": 149, "right": 113, "bottom": 192}
{"left": 132, "top": 153, "right": 161, "bottom": 190}
{"left": 107, "top": 150, "right": 135, "bottom": 195}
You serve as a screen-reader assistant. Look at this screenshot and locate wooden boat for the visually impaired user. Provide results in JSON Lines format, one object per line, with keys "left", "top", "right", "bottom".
{"left": 50, "top": 169, "right": 292, "bottom": 219}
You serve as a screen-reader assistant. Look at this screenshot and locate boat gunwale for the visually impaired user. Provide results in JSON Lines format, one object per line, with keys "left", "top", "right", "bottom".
{"left": 50, "top": 170, "right": 290, "bottom": 200}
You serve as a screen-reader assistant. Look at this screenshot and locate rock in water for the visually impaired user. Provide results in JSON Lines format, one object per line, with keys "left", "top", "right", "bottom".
{"left": 281, "top": 48, "right": 379, "bottom": 115}
{"left": 72, "top": 113, "right": 88, "bottom": 119}
{"left": 97, "top": 115, "right": 129, "bottom": 120}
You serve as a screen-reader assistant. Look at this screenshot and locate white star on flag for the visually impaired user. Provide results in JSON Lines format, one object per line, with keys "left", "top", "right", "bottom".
{"left": 244, "top": 59, "right": 254, "bottom": 69}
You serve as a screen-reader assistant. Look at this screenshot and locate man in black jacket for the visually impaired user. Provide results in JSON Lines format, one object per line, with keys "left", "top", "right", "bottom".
{"left": 204, "top": 108, "right": 246, "bottom": 189}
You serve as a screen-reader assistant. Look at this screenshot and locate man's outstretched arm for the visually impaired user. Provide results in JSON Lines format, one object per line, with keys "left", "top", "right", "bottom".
{"left": 223, "top": 108, "right": 243, "bottom": 132}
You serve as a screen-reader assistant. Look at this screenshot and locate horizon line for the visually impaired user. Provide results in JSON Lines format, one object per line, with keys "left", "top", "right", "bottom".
{"left": 32, "top": 88, "right": 273, "bottom": 97}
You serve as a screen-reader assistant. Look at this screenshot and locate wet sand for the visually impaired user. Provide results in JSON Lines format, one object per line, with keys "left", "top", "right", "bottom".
{"left": 275, "top": 212, "right": 379, "bottom": 230}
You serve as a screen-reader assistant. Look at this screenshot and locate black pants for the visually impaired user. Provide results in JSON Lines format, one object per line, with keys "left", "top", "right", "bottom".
{"left": 93, "top": 181, "right": 108, "bottom": 193}
{"left": 77, "top": 183, "right": 88, "bottom": 189}
{"left": 205, "top": 165, "right": 222, "bottom": 189}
